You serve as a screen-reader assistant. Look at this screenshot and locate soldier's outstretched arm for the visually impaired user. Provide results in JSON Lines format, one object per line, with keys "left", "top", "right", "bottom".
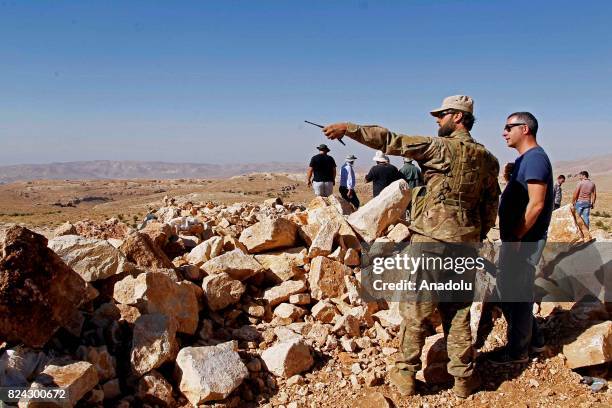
{"left": 323, "top": 122, "right": 450, "bottom": 170}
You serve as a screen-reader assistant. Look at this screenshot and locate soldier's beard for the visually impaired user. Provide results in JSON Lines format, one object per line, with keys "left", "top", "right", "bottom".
{"left": 438, "top": 121, "right": 456, "bottom": 137}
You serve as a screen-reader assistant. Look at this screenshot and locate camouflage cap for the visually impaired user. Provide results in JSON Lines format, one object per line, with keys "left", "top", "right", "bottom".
{"left": 430, "top": 95, "right": 474, "bottom": 116}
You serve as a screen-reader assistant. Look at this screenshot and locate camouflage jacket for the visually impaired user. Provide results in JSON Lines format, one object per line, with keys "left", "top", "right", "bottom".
{"left": 345, "top": 123, "right": 500, "bottom": 242}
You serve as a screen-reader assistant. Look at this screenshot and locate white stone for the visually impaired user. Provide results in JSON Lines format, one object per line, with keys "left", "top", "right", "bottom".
{"left": 261, "top": 338, "right": 314, "bottom": 378}
{"left": 175, "top": 343, "right": 248, "bottom": 405}
{"left": 347, "top": 179, "right": 411, "bottom": 243}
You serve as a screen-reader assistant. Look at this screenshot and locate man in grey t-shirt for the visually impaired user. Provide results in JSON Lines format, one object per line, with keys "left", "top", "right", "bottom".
{"left": 552, "top": 174, "right": 565, "bottom": 210}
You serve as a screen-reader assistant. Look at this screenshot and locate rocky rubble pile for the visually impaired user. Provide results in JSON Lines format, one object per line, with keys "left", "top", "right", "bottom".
{"left": 1, "top": 181, "right": 611, "bottom": 407}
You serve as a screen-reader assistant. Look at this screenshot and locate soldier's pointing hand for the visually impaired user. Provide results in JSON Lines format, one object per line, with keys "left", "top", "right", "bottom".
{"left": 323, "top": 123, "right": 348, "bottom": 140}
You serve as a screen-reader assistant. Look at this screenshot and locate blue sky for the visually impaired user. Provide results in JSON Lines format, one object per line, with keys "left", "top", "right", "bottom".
{"left": 1, "top": 0, "right": 610, "bottom": 167}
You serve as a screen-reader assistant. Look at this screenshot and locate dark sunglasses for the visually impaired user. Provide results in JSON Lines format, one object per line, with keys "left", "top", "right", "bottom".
{"left": 504, "top": 123, "right": 526, "bottom": 131}
{"left": 436, "top": 109, "right": 456, "bottom": 117}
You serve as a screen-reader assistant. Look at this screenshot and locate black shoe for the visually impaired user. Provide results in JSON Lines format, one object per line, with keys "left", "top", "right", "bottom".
{"left": 488, "top": 349, "right": 529, "bottom": 366}
{"left": 529, "top": 343, "right": 547, "bottom": 354}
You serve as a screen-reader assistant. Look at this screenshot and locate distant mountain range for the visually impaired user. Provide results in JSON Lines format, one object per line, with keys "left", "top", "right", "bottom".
{"left": 0, "top": 154, "right": 610, "bottom": 183}
{"left": 0, "top": 160, "right": 307, "bottom": 183}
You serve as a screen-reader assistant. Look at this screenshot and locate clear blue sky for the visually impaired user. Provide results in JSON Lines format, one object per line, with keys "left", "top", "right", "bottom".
{"left": 1, "top": 0, "right": 610, "bottom": 167}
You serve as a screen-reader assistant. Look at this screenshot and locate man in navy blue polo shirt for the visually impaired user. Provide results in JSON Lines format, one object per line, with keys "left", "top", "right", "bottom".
{"left": 491, "top": 112, "right": 553, "bottom": 365}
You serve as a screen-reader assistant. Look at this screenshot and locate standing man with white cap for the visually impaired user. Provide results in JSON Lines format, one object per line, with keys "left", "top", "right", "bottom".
{"left": 321, "top": 95, "right": 500, "bottom": 398}
{"left": 339, "top": 154, "right": 360, "bottom": 208}
{"left": 365, "top": 150, "right": 401, "bottom": 197}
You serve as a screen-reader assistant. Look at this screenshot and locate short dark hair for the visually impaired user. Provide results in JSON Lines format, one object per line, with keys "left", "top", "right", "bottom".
{"left": 448, "top": 109, "right": 476, "bottom": 131}
{"left": 508, "top": 111, "right": 538, "bottom": 137}
{"left": 557, "top": 174, "right": 566, "bottom": 180}
{"left": 580, "top": 170, "right": 589, "bottom": 178}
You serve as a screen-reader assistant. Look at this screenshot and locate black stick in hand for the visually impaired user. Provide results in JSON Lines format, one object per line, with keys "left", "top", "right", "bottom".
{"left": 304, "top": 120, "right": 346, "bottom": 145}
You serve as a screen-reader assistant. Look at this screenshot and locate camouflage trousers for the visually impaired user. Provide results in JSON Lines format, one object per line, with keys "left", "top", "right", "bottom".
{"left": 395, "top": 300, "right": 474, "bottom": 378}
{"left": 394, "top": 234, "right": 475, "bottom": 379}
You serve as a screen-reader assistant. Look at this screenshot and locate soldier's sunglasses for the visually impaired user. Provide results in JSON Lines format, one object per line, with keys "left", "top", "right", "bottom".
{"left": 504, "top": 123, "right": 526, "bottom": 131}
{"left": 436, "top": 110, "right": 456, "bottom": 117}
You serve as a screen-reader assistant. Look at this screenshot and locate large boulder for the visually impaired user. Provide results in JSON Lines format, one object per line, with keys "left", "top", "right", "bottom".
{"left": 0, "top": 226, "right": 87, "bottom": 348}
{"left": 348, "top": 179, "right": 410, "bottom": 243}
{"left": 131, "top": 314, "right": 179, "bottom": 376}
{"left": 48, "top": 235, "right": 132, "bottom": 282}
{"left": 120, "top": 231, "right": 175, "bottom": 271}
{"left": 113, "top": 272, "right": 198, "bottom": 334}
{"left": 562, "top": 321, "right": 612, "bottom": 369}
{"left": 261, "top": 338, "right": 313, "bottom": 378}
{"left": 175, "top": 342, "right": 248, "bottom": 405}
{"left": 239, "top": 218, "right": 298, "bottom": 253}
{"left": 308, "top": 256, "right": 349, "bottom": 300}
{"left": 202, "top": 248, "right": 264, "bottom": 281}
{"left": 202, "top": 273, "right": 246, "bottom": 311}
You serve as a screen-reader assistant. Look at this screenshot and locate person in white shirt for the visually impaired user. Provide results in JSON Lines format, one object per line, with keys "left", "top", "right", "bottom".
{"left": 339, "top": 154, "right": 360, "bottom": 208}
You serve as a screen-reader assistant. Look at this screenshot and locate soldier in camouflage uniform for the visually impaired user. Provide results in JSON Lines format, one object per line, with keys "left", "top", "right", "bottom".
{"left": 323, "top": 95, "right": 500, "bottom": 398}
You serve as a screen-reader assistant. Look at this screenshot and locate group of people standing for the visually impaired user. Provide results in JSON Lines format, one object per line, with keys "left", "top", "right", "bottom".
{"left": 302, "top": 94, "right": 568, "bottom": 399}
{"left": 307, "top": 144, "right": 423, "bottom": 208}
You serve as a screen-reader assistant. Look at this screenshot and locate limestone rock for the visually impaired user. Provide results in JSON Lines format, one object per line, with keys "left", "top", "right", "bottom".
{"left": 311, "top": 300, "right": 340, "bottom": 323}
{"left": 131, "top": 314, "right": 179, "bottom": 376}
{"left": 120, "top": 231, "right": 175, "bottom": 271}
{"left": 289, "top": 293, "right": 311, "bottom": 305}
{"left": 373, "top": 302, "right": 403, "bottom": 328}
{"left": 347, "top": 179, "right": 411, "bottom": 243}
{"left": 306, "top": 198, "right": 361, "bottom": 251}
{"left": 113, "top": 272, "right": 198, "bottom": 334}
{"left": 202, "top": 248, "right": 264, "bottom": 281}
{"left": 25, "top": 362, "right": 98, "bottom": 408}
{"left": 332, "top": 315, "right": 361, "bottom": 338}
{"left": 308, "top": 219, "right": 341, "bottom": 258}
{"left": 263, "top": 279, "right": 308, "bottom": 307}
{"left": 261, "top": 338, "right": 314, "bottom": 378}
{"left": 416, "top": 333, "right": 452, "bottom": 384}
{"left": 274, "top": 303, "right": 305, "bottom": 322}
{"left": 140, "top": 221, "right": 174, "bottom": 250}
{"left": 344, "top": 248, "right": 361, "bottom": 266}
{"left": 308, "top": 256, "right": 349, "bottom": 300}
{"left": 48, "top": 235, "right": 132, "bottom": 282}
{"left": 562, "top": 320, "right": 612, "bottom": 369}
{"left": 53, "top": 222, "right": 77, "bottom": 237}
{"left": 548, "top": 204, "right": 592, "bottom": 244}
{"left": 387, "top": 223, "right": 411, "bottom": 243}
{"left": 75, "top": 345, "right": 116, "bottom": 382}
{"left": 137, "top": 370, "right": 175, "bottom": 407}
{"left": 239, "top": 217, "right": 298, "bottom": 253}
{"left": 202, "top": 273, "right": 246, "bottom": 311}
{"left": 0, "top": 226, "right": 87, "bottom": 348}
{"left": 175, "top": 343, "right": 248, "bottom": 405}
{"left": 298, "top": 224, "right": 320, "bottom": 247}
{"left": 255, "top": 247, "right": 307, "bottom": 283}
{"left": 185, "top": 236, "right": 224, "bottom": 266}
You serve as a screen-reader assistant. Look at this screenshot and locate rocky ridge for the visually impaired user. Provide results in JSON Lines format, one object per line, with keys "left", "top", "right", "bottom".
{"left": 1, "top": 180, "right": 611, "bottom": 407}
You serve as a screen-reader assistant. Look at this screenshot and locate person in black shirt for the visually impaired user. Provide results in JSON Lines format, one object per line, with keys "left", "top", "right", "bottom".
{"left": 365, "top": 151, "right": 401, "bottom": 197}
{"left": 307, "top": 144, "right": 337, "bottom": 197}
